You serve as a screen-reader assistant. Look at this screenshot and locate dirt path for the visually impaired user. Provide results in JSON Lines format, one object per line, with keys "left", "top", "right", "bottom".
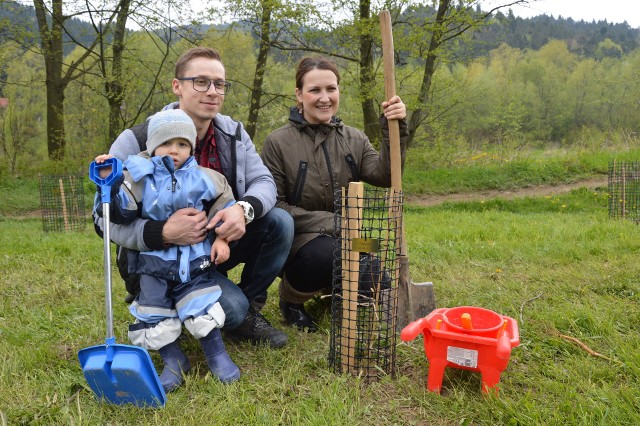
{"left": 405, "top": 177, "right": 608, "bottom": 207}
{"left": 7, "top": 177, "right": 609, "bottom": 218}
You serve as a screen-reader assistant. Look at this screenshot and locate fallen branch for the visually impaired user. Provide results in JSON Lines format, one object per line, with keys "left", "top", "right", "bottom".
{"left": 519, "top": 292, "right": 543, "bottom": 324}
{"left": 556, "top": 332, "right": 617, "bottom": 363}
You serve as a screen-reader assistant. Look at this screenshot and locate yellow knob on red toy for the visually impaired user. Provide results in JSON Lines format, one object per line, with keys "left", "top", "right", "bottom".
{"left": 461, "top": 313, "right": 473, "bottom": 330}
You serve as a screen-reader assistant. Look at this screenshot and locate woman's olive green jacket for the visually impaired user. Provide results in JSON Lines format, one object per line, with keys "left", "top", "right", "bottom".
{"left": 261, "top": 107, "right": 409, "bottom": 261}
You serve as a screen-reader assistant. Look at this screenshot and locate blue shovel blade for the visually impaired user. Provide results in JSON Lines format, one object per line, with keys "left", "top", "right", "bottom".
{"left": 78, "top": 342, "right": 166, "bottom": 408}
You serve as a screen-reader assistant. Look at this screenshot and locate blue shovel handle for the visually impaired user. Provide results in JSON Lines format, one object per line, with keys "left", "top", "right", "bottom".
{"left": 89, "top": 158, "right": 123, "bottom": 204}
{"left": 89, "top": 157, "right": 123, "bottom": 341}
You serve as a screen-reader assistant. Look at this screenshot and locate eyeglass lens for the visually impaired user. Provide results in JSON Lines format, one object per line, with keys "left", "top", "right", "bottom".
{"left": 192, "top": 78, "right": 230, "bottom": 94}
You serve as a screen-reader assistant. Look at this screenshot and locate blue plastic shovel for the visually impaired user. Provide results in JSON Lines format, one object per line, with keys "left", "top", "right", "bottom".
{"left": 78, "top": 158, "right": 166, "bottom": 407}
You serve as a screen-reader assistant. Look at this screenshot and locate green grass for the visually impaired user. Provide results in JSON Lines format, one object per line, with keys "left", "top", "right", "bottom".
{"left": 0, "top": 177, "right": 42, "bottom": 215}
{"left": 1, "top": 184, "right": 639, "bottom": 424}
{"left": 0, "top": 175, "right": 95, "bottom": 217}
{"left": 422, "top": 186, "right": 611, "bottom": 214}
{"left": 2, "top": 144, "right": 635, "bottom": 216}
{"left": 403, "top": 146, "right": 640, "bottom": 195}
{"left": 1, "top": 143, "right": 638, "bottom": 423}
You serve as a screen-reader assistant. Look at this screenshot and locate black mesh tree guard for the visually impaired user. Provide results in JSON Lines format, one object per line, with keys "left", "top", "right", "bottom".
{"left": 608, "top": 160, "right": 640, "bottom": 223}
{"left": 329, "top": 182, "right": 402, "bottom": 380}
{"left": 38, "top": 174, "right": 86, "bottom": 232}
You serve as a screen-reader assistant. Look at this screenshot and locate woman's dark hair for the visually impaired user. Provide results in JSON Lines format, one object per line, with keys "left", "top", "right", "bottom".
{"left": 295, "top": 57, "right": 340, "bottom": 90}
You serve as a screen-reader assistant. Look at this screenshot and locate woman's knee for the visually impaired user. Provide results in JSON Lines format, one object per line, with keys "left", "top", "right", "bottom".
{"left": 285, "top": 237, "right": 334, "bottom": 293}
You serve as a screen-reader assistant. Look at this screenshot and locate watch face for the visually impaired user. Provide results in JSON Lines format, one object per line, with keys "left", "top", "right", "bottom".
{"left": 239, "top": 202, "right": 254, "bottom": 223}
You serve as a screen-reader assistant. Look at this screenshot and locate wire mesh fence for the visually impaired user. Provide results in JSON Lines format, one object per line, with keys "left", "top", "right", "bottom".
{"left": 329, "top": 182, "right": 402, "bottom": 380}
{"left": 608, "top": 160, "right": 640, "bottom": 223}
{"left": 38, "top": 174, "right": 86, "bottom": 232}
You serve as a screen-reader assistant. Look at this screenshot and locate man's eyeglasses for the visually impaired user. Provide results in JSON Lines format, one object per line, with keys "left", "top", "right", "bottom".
{"left": 177, "top": 77, "right": 232, "bottom": 95}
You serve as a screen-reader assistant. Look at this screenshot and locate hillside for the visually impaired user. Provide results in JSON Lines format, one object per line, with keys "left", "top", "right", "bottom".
{"left": 1, "top": 1, "right": 638, "bottom": 60}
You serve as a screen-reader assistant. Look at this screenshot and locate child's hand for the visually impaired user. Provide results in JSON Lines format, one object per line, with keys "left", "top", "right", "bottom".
{"left": 211, "top": 238, "right": 230, "bottom": 265}
{"left": 95, "top": 154, "right": 113, "bottom": 178}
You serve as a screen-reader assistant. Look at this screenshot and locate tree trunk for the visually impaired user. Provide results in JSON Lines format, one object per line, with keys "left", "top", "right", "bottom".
{"left": 246, "top": 1, "right": 272, "bottom": 140}
{"left": 34, "top": 0, "right": 117, "bottom": 158}
{"left": 34, "top": 0, "right": 66, "bottom": 160}
{"left": 106, "top": 0, "right": 131, "bottom": 146}
{"left": 358, "top": 0, "right": 379, "bottom": 145}
{"left": 406, "top": 0, "right": 451, "bottom": 148}
{"left": 46, "top": 81, "right": 66, "bottom": 160}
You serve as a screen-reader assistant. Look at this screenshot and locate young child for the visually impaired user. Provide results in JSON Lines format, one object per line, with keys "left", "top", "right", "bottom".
{"left": 94, "top": 109, "right": 240, "bottom": 392}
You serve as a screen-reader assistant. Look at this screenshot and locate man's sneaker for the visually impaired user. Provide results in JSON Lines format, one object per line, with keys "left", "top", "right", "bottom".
{"left": 280, "top": 301, "right": 318, "bottom": 333}
{"left": 225, "top": 307, "right": 288, "bottom": 349}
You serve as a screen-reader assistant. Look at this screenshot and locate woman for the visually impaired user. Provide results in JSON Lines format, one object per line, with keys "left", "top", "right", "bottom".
{"left": 261, "top": 56, "right": 409, "bottom": 332}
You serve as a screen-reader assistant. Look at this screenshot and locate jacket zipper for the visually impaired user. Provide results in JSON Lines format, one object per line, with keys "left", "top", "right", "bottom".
{"left": 344, "top": 154, "right": 359, "bottom": 182}
{"left": 162, "top": 156, "right": 177, "bottom": 192}
{"left": 291, "top": 162, "right": 308, "bottom": 206}
{"left": 162, "top": 155, "right": 178, "bottom": 192}
{"left": 321, "top": 142, "right": 336, "bottom": 207}
{"left": 212, "top": 122, "right": 241, "bottom": 200}
{"left": 161, "top": 155, "right": 181, "bottom": 278}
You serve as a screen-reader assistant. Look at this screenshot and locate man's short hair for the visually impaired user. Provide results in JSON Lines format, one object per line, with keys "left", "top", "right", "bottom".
{"left": 175, "top": 47, "right": 223, "bottom": 78}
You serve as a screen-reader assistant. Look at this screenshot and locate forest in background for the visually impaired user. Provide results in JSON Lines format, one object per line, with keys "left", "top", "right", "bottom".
{"left": 2, "top": 1, "right": 638, "bottom": 60}
{"left": 0, "top": 0, "right": 639, "bottom": 176}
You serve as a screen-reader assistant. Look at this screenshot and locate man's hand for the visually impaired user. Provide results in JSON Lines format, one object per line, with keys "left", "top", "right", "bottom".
{"left": 162, "top": 208, "right": 208, "bottom": 246}
{"left": 206, "top": 204, "right": 246, "bottom": 242}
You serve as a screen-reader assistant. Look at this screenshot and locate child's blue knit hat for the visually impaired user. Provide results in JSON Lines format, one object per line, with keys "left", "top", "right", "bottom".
{"left": 146, "top": 109, "right": 197, "bottom": 155}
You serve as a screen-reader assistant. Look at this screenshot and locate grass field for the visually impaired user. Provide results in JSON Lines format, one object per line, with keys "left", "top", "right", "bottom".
{"left": 1, "top": 183, "right": 639, "bottom": 424}
{"left": 1, "top": 145, "right": 639, "bottom": 424}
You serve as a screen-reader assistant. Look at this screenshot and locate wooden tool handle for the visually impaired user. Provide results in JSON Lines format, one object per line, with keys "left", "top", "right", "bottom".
{"left": 379, "top": 10, "right": 402, "bottom": 192}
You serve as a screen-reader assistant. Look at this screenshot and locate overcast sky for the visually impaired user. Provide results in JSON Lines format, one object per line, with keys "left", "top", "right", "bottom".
{"left": 186, "top": 1, "right": 639, "bottom": 30}
{"left": 488, "top": 0, "right": 639, "bottom": 28}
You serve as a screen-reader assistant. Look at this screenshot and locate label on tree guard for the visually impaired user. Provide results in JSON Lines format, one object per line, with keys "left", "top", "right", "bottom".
{"left": 447, "top": 346, "right": 478, "bottom": 368}
{"left": 351, "top": 238, "right": 380, "bottom": 252}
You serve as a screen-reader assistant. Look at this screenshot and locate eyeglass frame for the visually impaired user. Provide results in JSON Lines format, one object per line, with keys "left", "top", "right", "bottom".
{"left": 177, "top": 77, "right": 232, "bottom": 95}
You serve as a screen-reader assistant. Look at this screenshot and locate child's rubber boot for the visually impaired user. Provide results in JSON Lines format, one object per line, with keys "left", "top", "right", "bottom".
{"left": 199, "top": 328, "right": 240, "bottom": 384}
{"left": 158, "top": 340, "right": 191, "bottom": 393}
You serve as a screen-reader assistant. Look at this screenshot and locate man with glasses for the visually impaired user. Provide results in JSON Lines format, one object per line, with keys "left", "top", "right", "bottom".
{"left": 177, "top": 77, "right": 232, "bottom": 94}
{"left": 97, "top": 47, "right": 294, "bottom": 349}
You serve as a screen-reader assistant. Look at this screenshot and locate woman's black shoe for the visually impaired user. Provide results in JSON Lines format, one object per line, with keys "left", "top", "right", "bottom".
{"left": 279, "top": 301, "right": 318, "bottom": 332}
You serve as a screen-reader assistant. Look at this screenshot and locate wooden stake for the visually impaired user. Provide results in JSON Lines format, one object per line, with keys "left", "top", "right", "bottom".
{"left": 59, "top": 178, "right": 70, "bottom": 231}
{"left": 341, "top": 182, "right": 364, "bottom": 373}
{"left": 622, "top": 162, "right": 627, "bottom": 218}
{"left": 340, "top": 187, "right": 349, "bottom": 370}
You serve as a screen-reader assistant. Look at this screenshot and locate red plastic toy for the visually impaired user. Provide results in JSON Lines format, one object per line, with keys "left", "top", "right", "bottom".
{"left": 401, "top": 306, "right": 520, "bottom": 395}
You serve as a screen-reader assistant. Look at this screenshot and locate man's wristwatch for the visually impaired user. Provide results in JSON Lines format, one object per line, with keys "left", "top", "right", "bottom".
{"left": 236, "top": 201, "right": 254, "bottom": 225}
